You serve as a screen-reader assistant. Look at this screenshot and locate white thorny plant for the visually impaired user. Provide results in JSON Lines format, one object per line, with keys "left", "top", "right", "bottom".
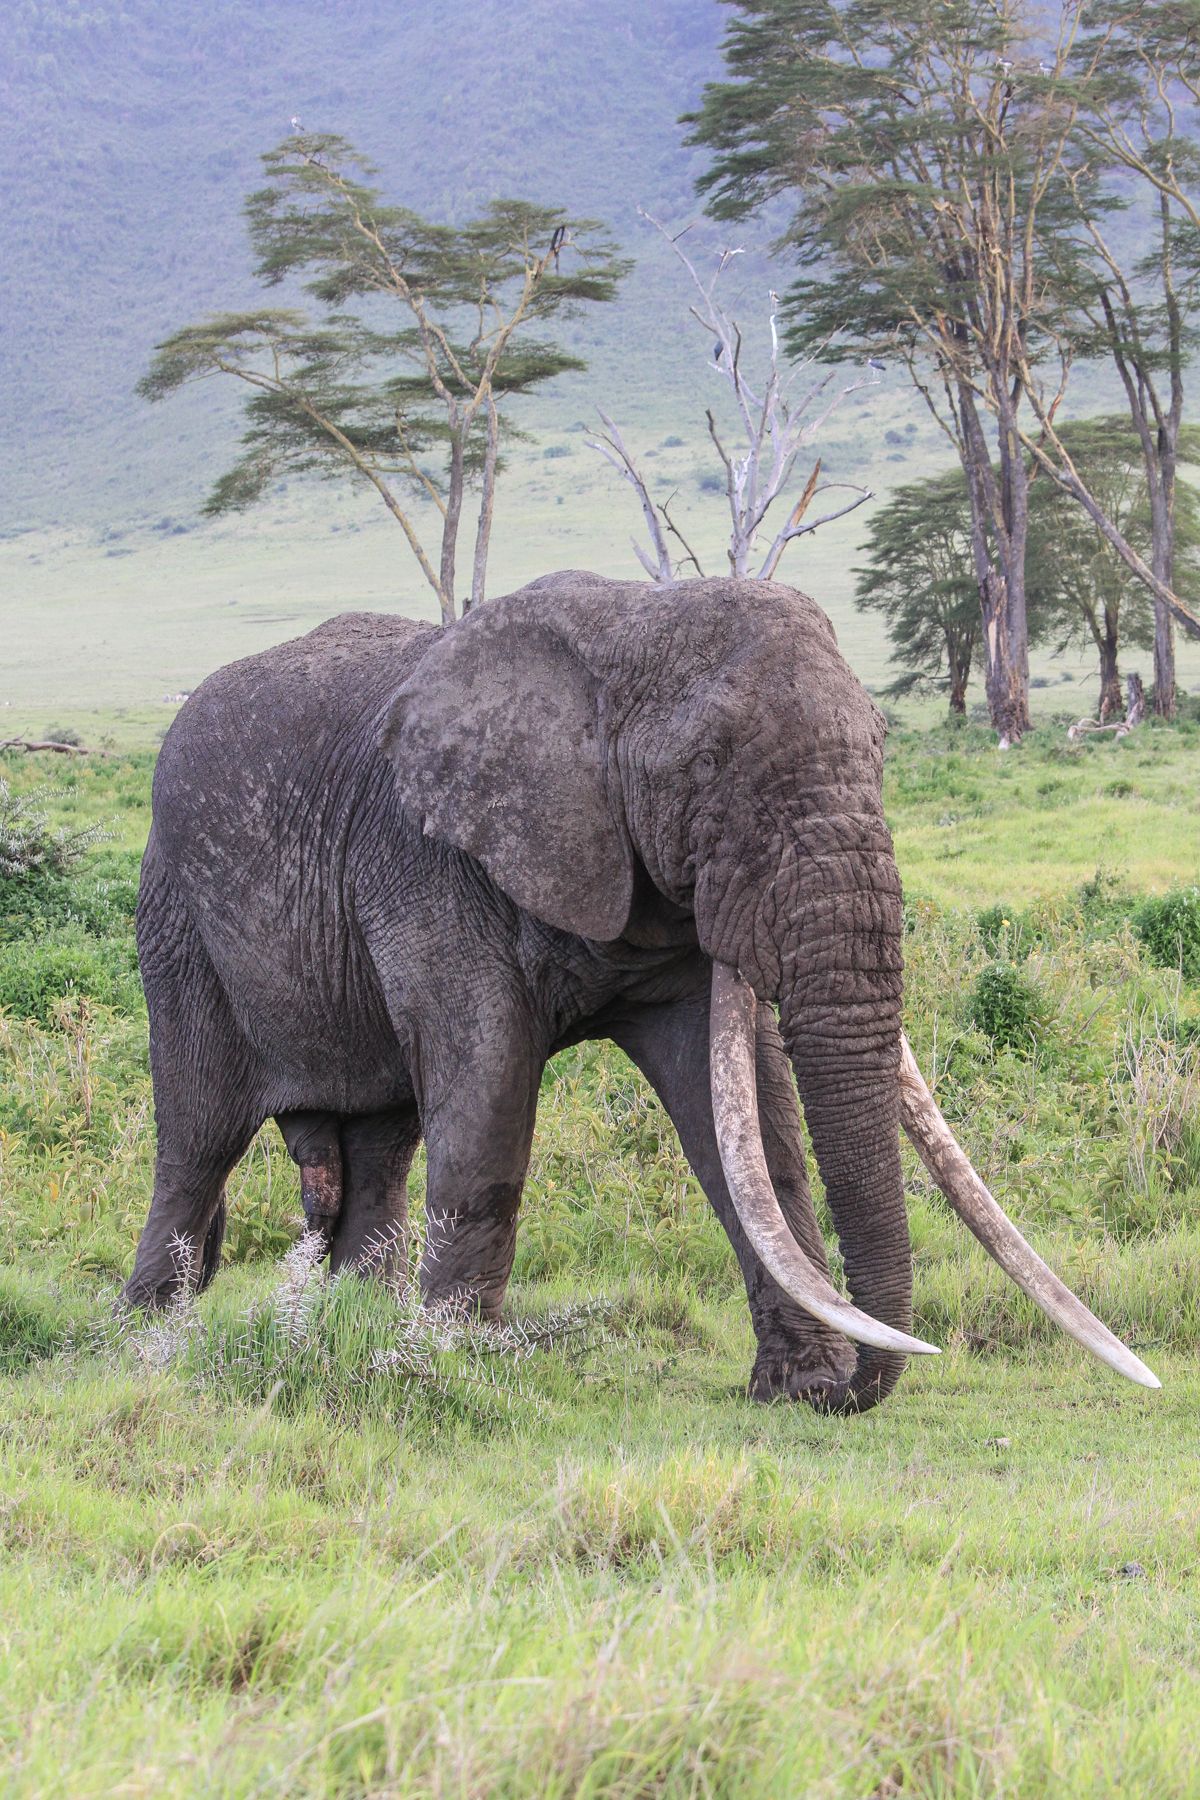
{"left": 121, "top": 1231, "right": 203, "bottom": 1371}
{"left": 106, "top": 1209, "right": 614, "bottom": 1422}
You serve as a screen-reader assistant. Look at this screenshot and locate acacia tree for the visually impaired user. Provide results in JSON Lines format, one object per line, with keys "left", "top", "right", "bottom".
{"left": 588, "top": 213, "right": 874, "bottom": 582}
{"left": 139, "top": 134, "right": 628, "bottom": 622}
{"left": 685, "top": 0, "right": 1112, "bottom": 745}
{"left": 1055, "top": 2, "right": 1200, "bottom": 716}
{"left": 853, "top": 473, "right": 980, "bottom": 717}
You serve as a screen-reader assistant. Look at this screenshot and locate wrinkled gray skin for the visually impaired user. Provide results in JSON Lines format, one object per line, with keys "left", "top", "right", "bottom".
{"left": 127, "top": 573, "right": 909, "bottom": 1412}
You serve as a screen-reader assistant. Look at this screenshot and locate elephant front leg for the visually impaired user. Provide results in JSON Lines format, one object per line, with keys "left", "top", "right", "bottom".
{"left": 418, "top": 1049, "right": 541, "bottom": 1323}
{"left": 610, "top": 986, "right": 856, "bottom": 1405}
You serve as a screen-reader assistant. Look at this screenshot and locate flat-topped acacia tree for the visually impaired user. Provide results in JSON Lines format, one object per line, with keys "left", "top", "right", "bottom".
{"left": 139, "top": 134, "right": 629, "bottom": 622}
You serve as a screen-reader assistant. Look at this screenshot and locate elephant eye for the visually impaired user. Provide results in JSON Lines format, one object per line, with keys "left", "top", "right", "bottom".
{"left": 690, "top": 749, "right": 720, "bottom": 783}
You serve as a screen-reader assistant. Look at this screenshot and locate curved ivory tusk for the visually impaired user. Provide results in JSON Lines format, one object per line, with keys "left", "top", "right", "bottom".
{"left": 709, "top": 963, "right": 939, "bottom": 1359}
{"left": 897, "top": 1034, "right": 1161, "bottom": 1390}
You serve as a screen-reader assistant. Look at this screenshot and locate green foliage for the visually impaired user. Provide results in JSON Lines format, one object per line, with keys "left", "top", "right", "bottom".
{"left": 1026, "top": 417, "right": 1200, "bottom": 678}
{"left": 0, "top": 929, "right": 141, "bottom": 1025}
{"left": 854, "top": 470, "right": 979, "bottom": 714}
{"left": 685, "top": 1, "right": 1084, "bottom": 371}
{"left": 968, "top": 961, "right": 1047, "bottom": 1052}
{"left": 0, "top": 848, "right": 140, "bottom": 944}
{"left": 855, "top": 420, "right": 1200, "bottom": 723}
{"left": 1135, "top": 887, "right": 1200, "bottom": 981}
{"left": 0, "top": 778, "right": 102, "bottom": 882}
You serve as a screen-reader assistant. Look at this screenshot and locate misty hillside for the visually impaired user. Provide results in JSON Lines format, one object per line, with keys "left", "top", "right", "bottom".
{"left": 3, "top": 0, "right": 1143, "bottom": 544}
{"left": 2, "top": 0, "right": 755, "bottom": 530}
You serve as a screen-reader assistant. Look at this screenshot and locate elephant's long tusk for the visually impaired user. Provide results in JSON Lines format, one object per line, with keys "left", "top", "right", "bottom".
{"left": 709, "top": 964, "right": 940, "bottom": 1359}
{"left": 897, "top": 1034, "right": 1161, "bottom": 1390}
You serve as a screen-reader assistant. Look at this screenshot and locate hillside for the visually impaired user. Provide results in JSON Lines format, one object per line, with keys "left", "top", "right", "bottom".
{"left": 1, "top": 0, "right": 749, "bottom": 530}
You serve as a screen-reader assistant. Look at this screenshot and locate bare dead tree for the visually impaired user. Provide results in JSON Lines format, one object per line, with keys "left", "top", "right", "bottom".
{"left": 1067, "top": 670, "right": 1147, "bottom": 742}
{"left": 587, "top": 213, "right": 874, "bottom": 583}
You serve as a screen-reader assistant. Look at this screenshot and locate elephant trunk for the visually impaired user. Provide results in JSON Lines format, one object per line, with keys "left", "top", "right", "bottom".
{"left": 777, "top": 984, "right": 913, "bottom": 1413}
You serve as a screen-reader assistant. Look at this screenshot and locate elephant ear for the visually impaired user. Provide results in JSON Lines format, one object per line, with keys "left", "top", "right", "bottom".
{"left": 380, "top": 587, "right": 635, "bottom": 942}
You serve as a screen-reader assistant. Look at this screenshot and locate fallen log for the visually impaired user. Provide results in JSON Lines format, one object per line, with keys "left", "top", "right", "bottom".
{"left": 0, "top": 737, "right": 92, "bottom": 754}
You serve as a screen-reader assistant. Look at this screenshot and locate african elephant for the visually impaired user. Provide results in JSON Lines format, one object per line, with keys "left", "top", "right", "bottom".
{"left": 124, "top": 573, "right": 1158, "bottom": 1410}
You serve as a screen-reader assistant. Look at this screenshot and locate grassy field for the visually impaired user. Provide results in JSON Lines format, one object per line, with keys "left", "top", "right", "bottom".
{"left": 2, "top": 723, "right": 1200, "bottom": 1796}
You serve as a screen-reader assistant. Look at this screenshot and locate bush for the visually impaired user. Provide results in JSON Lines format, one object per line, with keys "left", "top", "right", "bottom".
{"left": 1135, "top": 887, "right": 1200, "bottom": 981}
{"left": 0, "top": 849, "right": 140, "bottom": 942}
{"left": 0, "top": 778, "right": 102, "bottom": 880}
{"left": 1075, "top": 868, "right": 1137, "bottom": 938}
{"left": 976, "top": 904, "right": 1025, "bottom": 957}
{"left": 968, "top": 961, "right": 1047, "bottom": 1052}
{"left": 0, "top": 927, "right": 141, "bottom": 1024}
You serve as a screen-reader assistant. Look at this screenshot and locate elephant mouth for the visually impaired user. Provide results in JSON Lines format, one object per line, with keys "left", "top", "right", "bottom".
{"left": 708, "top": 961, "right": 1160, "bottom": 1392}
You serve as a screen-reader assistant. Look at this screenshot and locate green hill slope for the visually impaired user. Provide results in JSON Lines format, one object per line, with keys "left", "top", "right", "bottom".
{"left": 3, "top": 0, "right": 747, "bottom": 529}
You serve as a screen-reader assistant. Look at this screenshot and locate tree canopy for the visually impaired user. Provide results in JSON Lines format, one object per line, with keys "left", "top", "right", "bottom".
{"left": 140, "top": 134, "right": 629, "bottom": 619}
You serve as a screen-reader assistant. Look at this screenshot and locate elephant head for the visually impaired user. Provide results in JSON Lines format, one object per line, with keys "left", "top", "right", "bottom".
{"left": 383, "top": 572, "right": 1159, "bottom": 1409}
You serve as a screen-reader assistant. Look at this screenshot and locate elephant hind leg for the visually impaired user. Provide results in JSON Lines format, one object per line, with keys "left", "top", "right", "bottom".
{"left": 331, "top": 1106, "right": 422, "bottom": 1282}
{"left": 126, "top": 878, "right": 266, "bottom": 1309}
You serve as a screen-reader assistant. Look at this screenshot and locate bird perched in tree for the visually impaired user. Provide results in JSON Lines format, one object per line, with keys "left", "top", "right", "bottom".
{"left": 290, "top": 115, "right": 303, "bottom": 132}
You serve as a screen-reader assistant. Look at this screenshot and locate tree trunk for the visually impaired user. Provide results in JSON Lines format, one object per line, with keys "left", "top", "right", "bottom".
{"left": 1145, "top": 439, "right": 1177, "bottom": 719}
{"left": 960, "top": 386, "right": 1029, "bottom": 746}
{"left": 979, "top": 569, "right": 1029, "bottom": 747}
{"left": 946, "top": 637, "right": 970, "bottom": 717}
{"left": 1098, "top": 630, "right": 1122, "bottom": 723}
{"left": 467, "top": 394, "right": 500, "bottom": 613}
{"left": 438, "top": 427, "right": 465, "bottom": 625}
{"left": 1153, "top": 602, "right": 1176, "bottom": 721}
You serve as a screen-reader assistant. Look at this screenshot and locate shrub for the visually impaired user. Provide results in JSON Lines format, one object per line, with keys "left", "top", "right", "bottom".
{"left": 968, "top": 961, "right": 1047, "bottom": 1052}
{"left": 1135, "top": 887, "right": 1200, "bottom": 981}
{"left": 0, "top": 850, "right": 140, "bottom": 943}
{"left": 0, "top": 927, "right": 141, "bottom": 1024}
{"left": 1075, "top": 868, "right": 1137, "bottom": 938}
{"left": 0, "top": 778, "right": 102, "bottom": 880}
{"left": 976, "top": 904, "right": 1024, "bottom": 957}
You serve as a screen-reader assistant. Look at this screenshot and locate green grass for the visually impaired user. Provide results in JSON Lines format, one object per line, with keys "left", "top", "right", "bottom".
{"left": 887, "top": 716, "right": 1200, "bottom": 907}
{"left": 2, "top": 731, "right": 1200, "bottom": 1796}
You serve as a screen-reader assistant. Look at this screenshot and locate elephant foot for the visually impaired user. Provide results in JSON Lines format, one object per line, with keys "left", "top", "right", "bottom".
{"left": 748, "top": 1342, "right": 854, "bottom": 1409}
